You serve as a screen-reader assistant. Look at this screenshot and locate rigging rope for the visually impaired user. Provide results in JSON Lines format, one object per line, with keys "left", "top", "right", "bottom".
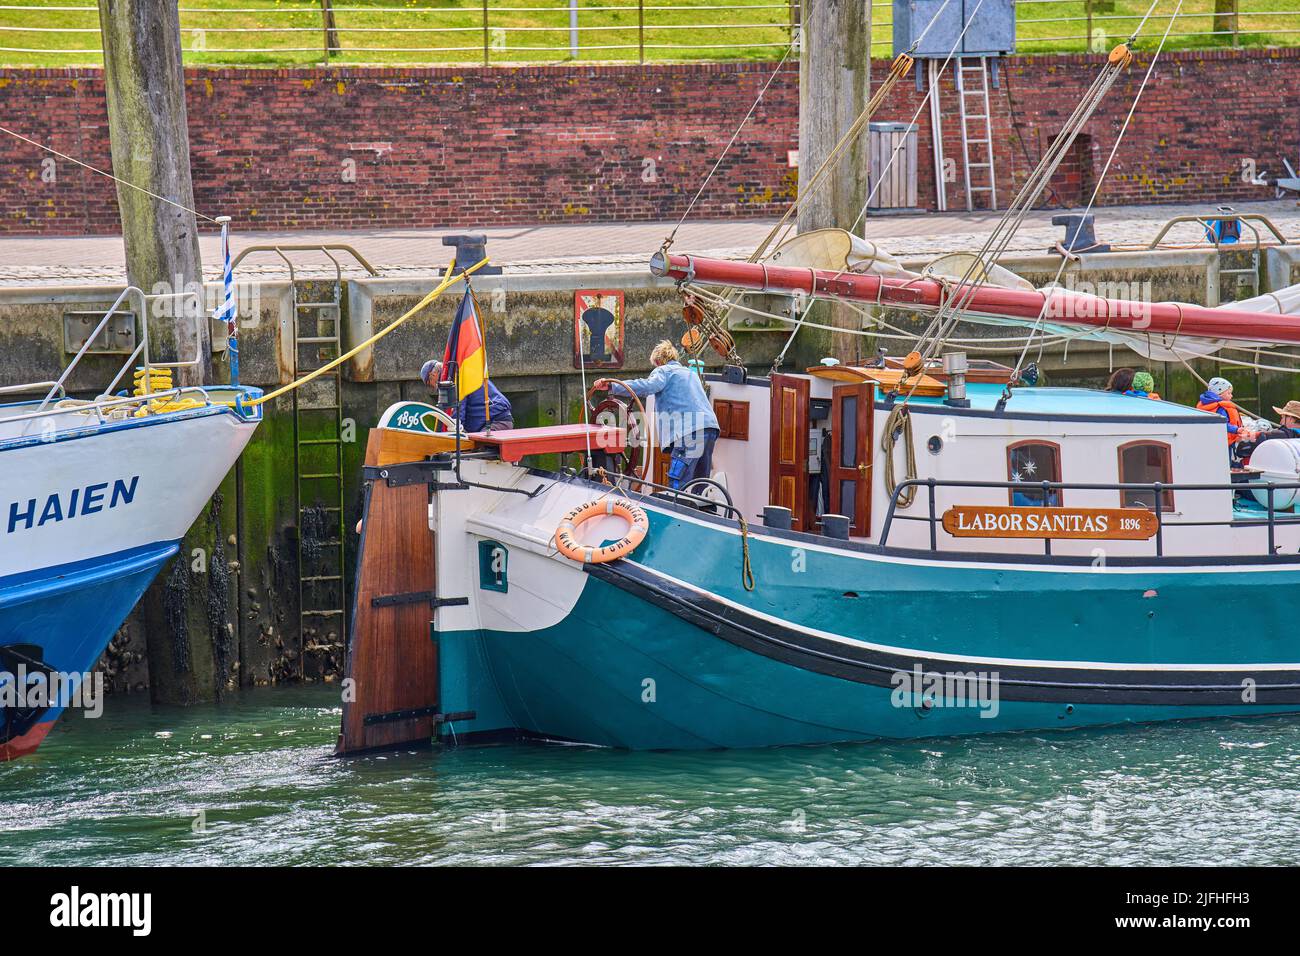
{"left": 752, "top": 49, "right": 917, "bottom": 263}
{"left": 688, "top": 1, "right": 965, "bottom": 333}
{"left": 760, "top": 0, "right": 963, "bottom": 258}
{"left": 1004, "top": 0, "right": 1185, "bottom": 386}
{"left": 770, "top": 291, "right": 817, "bottom": 374}
{"left": 848, "top": 0, "right": 990, "bottom": 233}
{"left": 0, "top": 124, "right": 219, "bottom": 224}
{"left": 908, "top": 0, "right": 1184, "bottom": 378}
{"left": 909, "top": 38, "right": 1138, "bottom": 370}
{"left": 662, "top": 34, "right": 799, "bottom": 253}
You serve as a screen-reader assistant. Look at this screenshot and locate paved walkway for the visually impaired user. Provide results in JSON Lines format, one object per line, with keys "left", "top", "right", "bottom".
{"left": 1, "top": 199, "right": 1296, "bottom": 286}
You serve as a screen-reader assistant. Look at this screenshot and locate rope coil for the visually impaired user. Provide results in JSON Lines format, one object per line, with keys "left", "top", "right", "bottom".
{"left": 882, "top": 404, "right": 918, "bottom": 509}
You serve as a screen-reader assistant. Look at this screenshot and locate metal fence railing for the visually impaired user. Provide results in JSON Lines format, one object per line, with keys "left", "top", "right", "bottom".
{"left": 879, "top": 476, "right": 1300, "bottom": 560}
{"left": 0, "top": 0, "right": 1296, "bottom": 67}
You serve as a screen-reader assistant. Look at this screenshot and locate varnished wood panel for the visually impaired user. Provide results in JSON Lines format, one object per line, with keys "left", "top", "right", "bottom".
{"left": 769, "top": 373, "right": 810, "bottom": 530}
{"left": 829, "top": 382, "right": 874, "bottom": 534}
{"left": 806, "top": 365, "right": 947, "bottom": 397}
{"left": 714, "top": 399, "right": 750, "bottom": 441}
{"left": 336, "top": 432, "right": 440, "bottom": 754}
{"left": 371, "top": 426, "right": 477, "bottom": 466}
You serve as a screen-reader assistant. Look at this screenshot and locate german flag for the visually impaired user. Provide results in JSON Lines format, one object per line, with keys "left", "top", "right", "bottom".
{"left": 441, "top": 289, "right": 489, "bottom": 409}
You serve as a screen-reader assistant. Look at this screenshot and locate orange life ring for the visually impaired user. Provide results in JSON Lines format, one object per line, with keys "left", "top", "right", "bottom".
{"left": 554, "top": 498, "right": 649, "bottom": 564}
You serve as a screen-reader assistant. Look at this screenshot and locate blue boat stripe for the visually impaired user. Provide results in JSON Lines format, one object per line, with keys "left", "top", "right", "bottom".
{"left": 0, "top": 387, "right": 262, "bottom": 453}
{"left": 0, "top": 541, "right": 180, "bottom": 605}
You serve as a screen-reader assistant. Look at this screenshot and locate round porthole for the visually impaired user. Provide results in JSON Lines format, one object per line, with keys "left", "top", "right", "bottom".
{"left": 927, "top": 435, "right": 943, "bottom": 455}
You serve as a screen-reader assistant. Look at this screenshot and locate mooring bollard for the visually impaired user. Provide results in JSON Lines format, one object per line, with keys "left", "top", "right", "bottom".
{"left": 763, "top": 505, "right": 793, "bottom": 530}
{"left": 820, "top": 514, "right": 851, "bottom": 540}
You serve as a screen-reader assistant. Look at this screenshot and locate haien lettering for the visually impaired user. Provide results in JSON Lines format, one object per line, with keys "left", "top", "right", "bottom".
{"left": 6, "top": 476, "right": 142, "bottom": 534}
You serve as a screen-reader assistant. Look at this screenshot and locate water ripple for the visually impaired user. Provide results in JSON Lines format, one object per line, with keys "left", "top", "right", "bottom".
{"left": 2, "top": 688, "right": 1298, "bottom": 865}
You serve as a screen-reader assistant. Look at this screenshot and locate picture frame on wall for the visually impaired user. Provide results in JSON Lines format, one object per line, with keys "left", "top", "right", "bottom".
{"left": 574, "top": 289, "right": 625, "bottom": 370}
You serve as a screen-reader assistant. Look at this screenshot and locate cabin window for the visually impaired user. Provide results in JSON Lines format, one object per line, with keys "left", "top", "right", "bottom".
{"left": 1118, "top": 441, "right": 1174, "bottom": 511}
{"left": 713, "top": 399, "right": 750, "bottom": 441}
{"left": 478, "top": 540, "right": 508, "bottom": 593}
{"left": 1007, "top": 441, "right": 1062, "bottom": 506}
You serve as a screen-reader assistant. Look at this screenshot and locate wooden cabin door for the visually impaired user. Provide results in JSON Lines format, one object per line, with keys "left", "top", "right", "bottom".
{"left": 829, "top": 383, "right": 874, "bottom": 535}
{"left": 769, "top": 373, "right": 810, "bottom": 530}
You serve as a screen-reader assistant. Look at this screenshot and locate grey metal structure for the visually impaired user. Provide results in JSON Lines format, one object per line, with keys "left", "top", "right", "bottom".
{"left": 1276, "top": 158, "right": 1300, "bottom": 199}
{"left": 868, "top": 122, "right": 920, "bottom": 211}
{"left": 893, "top": 0, "right": 1015, "bottom": 59}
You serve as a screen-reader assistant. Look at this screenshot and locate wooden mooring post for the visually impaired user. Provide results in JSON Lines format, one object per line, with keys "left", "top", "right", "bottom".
{"left": 97, "top": 0, "right": 210, "bottom": 387}
{"left": 321, "top": 0, "right": 340, "bottom": 58}
{"left": 796, "top": 0, "right": 871, "bottom": 364}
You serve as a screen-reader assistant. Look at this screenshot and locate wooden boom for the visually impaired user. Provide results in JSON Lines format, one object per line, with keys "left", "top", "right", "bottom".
{"left": 649, "top": 250, "right": 1300, "bottom": 347}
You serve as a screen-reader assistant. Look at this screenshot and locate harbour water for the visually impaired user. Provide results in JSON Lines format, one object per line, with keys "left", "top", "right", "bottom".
{"left": 3, "top": 686, "right": 1298, "bottom": 866}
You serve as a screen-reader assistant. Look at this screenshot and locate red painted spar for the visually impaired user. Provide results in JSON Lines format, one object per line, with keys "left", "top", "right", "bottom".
{"left": 649, "top": 251, "right": 1300, "bottom": 346}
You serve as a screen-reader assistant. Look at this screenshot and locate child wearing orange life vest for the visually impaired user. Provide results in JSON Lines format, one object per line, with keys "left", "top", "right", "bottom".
{"left": 1196, "top": 377, "right": 1248, "bottom": 445}
{"left": 1197, "top": 376, "right": 1259, "bottom": 468}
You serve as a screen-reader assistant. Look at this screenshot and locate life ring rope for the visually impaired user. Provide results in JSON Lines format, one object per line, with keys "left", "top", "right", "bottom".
{"left": 553, "top": 497, "right": 649, "bottom": 564}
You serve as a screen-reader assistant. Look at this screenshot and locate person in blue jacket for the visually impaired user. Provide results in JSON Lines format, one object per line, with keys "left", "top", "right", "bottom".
{"left": 595, "top": 340, "right": 720, "bottom": 490}
{"left": 421, "top": 359, "right": 513, "bottom": 432}
{"left": 1124, "top": 370, "right": 1161, "bottom": 400}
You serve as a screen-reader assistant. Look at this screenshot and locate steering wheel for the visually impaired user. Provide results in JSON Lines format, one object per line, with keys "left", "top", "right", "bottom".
{"left": 585, "top": 380, "right": 653, "bottom": 482}
{"left": 677, "top": 476, "right": 736, "bottom": 514}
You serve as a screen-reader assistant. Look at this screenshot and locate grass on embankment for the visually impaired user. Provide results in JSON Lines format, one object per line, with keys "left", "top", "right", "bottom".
{"left": 0, "top": 0, "right": 1296, "bottom": 69}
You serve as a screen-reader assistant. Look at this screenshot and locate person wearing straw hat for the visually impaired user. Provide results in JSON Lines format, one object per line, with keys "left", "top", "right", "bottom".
{"left": 1250, "top": 400, "right": 1300, "bottom": 450}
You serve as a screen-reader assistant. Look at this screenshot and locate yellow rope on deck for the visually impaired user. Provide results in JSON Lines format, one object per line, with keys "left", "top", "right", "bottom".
{"left": 246, "top": 257, "right": 490, "bottom": 408}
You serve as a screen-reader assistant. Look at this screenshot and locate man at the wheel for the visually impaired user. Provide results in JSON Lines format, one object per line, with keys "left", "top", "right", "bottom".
{"left": 595, "top": 340, "right": 719, "bottom": 490}
{"left": 421, "top": 358, "right": 513, "bottom": 432}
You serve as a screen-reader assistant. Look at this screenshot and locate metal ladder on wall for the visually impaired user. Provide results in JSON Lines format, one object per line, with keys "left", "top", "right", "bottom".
{"left": 293, "top": 277, "right": 348, "bottom": 674}
{"left": 956, "top": 57, "right": 998, "bottom": 212}
{"left": 226, "top": 244, "right": 379, "bottom": 678}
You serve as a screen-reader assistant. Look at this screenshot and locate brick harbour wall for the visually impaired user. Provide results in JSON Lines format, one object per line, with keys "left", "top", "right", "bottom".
{"left": 1, "top": 47, "right": 1297, "bottom": 237}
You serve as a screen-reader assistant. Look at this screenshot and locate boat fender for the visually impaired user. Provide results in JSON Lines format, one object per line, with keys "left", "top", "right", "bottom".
{"left": 554, "top": 498, "right": 649, "bottom": 564}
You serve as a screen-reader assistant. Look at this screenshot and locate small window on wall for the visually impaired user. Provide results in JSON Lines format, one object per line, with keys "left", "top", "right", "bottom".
{"left": 1118, "top": 441, "right": 1174, "bottom": 511}
{"left": 1007, "top": 441, "right": 1062, "bottom": 506}
{"left": 713, "top": 399, "right": 750, "bottom": 441}
{"left": 478, "top": 540, "right": 508, "bottom": 593}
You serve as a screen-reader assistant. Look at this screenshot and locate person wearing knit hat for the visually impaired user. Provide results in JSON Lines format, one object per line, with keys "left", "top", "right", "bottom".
{"left": 1207, "top": 376, "right": 1233, "bottom": 397}
{"left": 1196, "top": 375, "right": 1249, "bottom": 452}
{"left": 420, "top": 357, "right": 513, "bottom": 433}
{"left": 1124, "top": 370, "right": 1161, "bottom": 401}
